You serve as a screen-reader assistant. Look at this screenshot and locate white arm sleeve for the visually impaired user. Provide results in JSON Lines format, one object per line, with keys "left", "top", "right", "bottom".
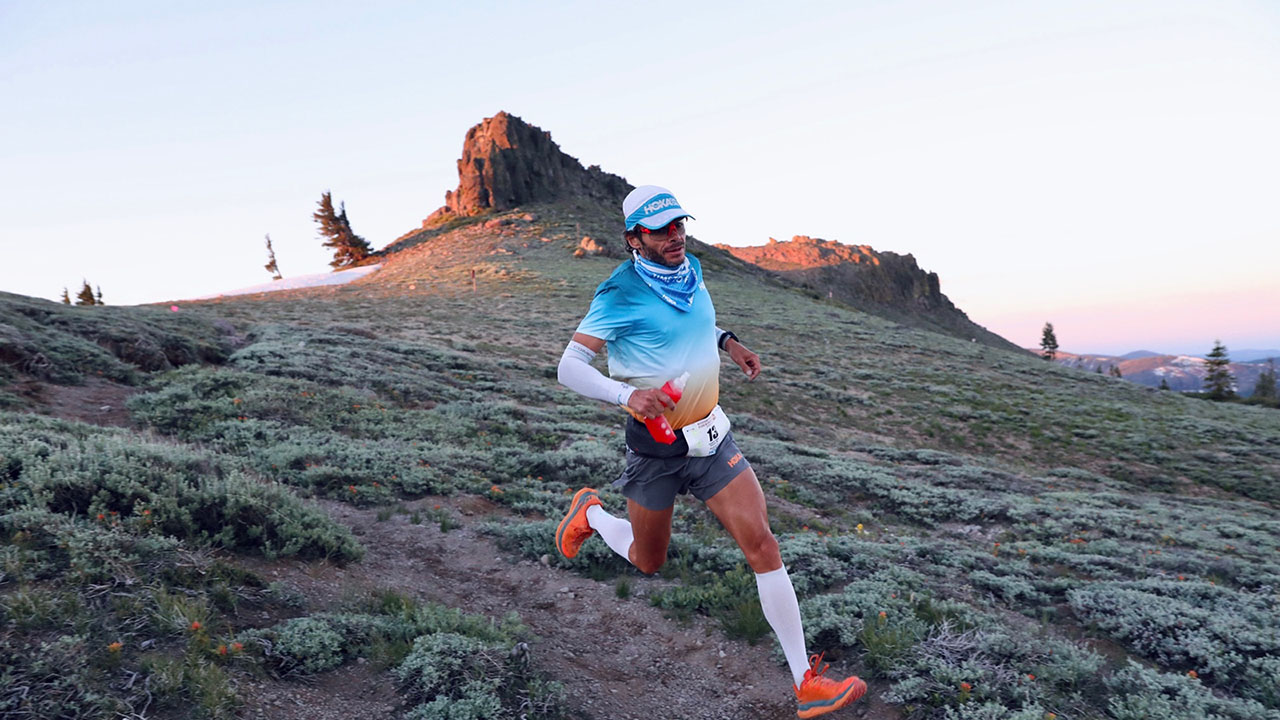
{"left": 557, "top": 341, "right": 637, "bottom": 406}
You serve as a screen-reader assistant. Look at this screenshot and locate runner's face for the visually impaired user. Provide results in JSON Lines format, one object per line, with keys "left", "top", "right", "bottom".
{"left": 631, "top": 219, "right": 686, "bottom": 267}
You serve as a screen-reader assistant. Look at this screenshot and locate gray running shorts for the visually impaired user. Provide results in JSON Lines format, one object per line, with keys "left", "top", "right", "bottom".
{"left": 613, "top": 432, "right": 752, "bottom": 511}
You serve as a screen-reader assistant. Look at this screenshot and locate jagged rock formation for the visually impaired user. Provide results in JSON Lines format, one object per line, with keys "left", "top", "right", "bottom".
{"left": 718, "top": 236, "right": 1022, "bottom": 352}
{"left": 425, "top": 111, "right": 631, "bottom": 224}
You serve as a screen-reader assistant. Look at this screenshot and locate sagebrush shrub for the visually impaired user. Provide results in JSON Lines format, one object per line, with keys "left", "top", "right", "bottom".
{"left": 0, "top": 412, "right": 362, "bottom": 561}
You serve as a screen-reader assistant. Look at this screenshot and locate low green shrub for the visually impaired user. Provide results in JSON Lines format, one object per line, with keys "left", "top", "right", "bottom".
{"left": 1068, "top": 578, "right": 1279, "bottom": 692}
{"left": 0, "top": 411, "right": 360, "bottom": 717}
{"left": 235, "top": 592, "right": 565, "bottom": 719}
{"left": 270, "top": 616, "right": 346, "bottom": 673}
{"left": 0, "top": 291, "right": 236, "bottom": 387}
{"left": 239, "top": 598, "right": 523, "bottom": 677}
{"left": 126, "top": 364, "right": 625, "bottom": 507}
{"left": 226, "top": 325, "right": 506, "bottom": 406}
{"left": 0, "top": 634, "right": 125, "bottom": 719}
{"left": 396, "top": 633, "right": 564, "bottom": 720}
{"left": 0, "top": 412, "right": 362, "bottom": 561}
{"left": 0, "top": 578, "right": 248, "bottom": 720}
{"left": 1105, "top": 661, "right": 1279, "bottom": 720}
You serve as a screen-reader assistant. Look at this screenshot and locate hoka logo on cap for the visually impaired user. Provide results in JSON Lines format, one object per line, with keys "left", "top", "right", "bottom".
{"left": 623, "top": 185, "right": 694, "bottom": 230}
{"left": 643, "top": 196, "right": 679, "bottom": 214}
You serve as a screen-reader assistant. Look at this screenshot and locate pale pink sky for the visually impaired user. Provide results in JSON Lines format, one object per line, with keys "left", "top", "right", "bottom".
{"left": 2, "top": 1, "right": 1277, "bottom": 357}
{"left": 979, "top": 280, "right": 1278, "bottom": 356}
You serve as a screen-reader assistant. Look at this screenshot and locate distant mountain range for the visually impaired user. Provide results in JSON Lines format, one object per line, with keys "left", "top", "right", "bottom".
{"left": 1107, "top": 349, "right": 1280, "bottom": 363}
{"left": 1034, "top": 349, "right": 1278, "bottom": 395}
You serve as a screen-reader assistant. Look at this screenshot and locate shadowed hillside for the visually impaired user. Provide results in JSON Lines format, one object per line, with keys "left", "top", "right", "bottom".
{"left": 3, "top": 114, "right": 1280, "bottom": 720}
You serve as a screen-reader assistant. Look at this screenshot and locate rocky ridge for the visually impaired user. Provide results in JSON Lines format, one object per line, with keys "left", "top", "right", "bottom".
{"left": 718, "top": 236, "right": 1022, "bottom": 352}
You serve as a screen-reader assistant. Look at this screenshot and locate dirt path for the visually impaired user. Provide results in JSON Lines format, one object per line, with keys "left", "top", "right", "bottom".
{"left": 238, "top": 498, "right": 900, "bottom": 720}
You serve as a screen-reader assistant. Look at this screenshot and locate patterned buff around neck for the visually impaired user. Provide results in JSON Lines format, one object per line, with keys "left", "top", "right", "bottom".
{"left": 631, "top": 251, "right": 699, "bottom": 312}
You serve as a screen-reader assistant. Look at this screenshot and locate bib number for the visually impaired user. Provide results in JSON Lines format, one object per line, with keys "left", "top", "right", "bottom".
{"left": 682, "top": 405, "right": 731, "bottom": 457}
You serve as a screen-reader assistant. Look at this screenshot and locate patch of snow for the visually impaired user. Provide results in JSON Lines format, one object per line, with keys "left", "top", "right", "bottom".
{"left": 192, "top": 265, "right": 382, "bottom": 300}
{"left": 1172, "top": 356, "right": 1206, "bottom": 367}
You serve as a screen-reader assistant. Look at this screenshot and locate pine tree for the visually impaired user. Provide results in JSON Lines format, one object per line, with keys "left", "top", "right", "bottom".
{"left": 1040, "top": 322, "right": 1059, "bottom": 361}
{"left": 264, "top": 234, "right": 283, "bottom": 280}
{"left": 1253, "top": 360, "right": 1277, "bottom": 403}
{"left": 1202, "top": 340, "right": 1235, "bottom": 400}
{"left": 1109, "top": 364, "right": 1123, "bottom": 378}
{"left": 336, "top": 201, "right": 372, "bottom": 263}
{"left": 75, "top": 280, "right": 96, "bottom": 306}
{"left": 60, "top": 288, "right": 71, "bottom": 305}
{"left": 95, "top": 285, "right": 104, "bottom": 305}
{"left": 313, "top": 192, "right": 372, "bottom": 269}
{"left": 1159, "top": 377, "right": 1170, "bottom": 391}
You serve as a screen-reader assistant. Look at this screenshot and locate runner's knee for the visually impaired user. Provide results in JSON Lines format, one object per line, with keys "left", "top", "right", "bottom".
{"left": 743, "top": 532, "right": 781, "bottom": 572}
{"left": 633, "top": 552, "right": 666, "bottom": 575}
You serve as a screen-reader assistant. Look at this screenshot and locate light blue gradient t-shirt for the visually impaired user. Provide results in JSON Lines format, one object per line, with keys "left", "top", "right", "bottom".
{"left": 575, "top": 255, "right": 720, "bottom": 430}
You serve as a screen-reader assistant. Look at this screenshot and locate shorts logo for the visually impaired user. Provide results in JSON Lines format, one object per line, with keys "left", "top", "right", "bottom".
{"left": 726, "top": 453, "right": 743, "bottom": 468}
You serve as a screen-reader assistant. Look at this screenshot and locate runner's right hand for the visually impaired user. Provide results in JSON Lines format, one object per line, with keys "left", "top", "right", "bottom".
{"left": 627, "top": 388, "right": 676, "bottom": 419}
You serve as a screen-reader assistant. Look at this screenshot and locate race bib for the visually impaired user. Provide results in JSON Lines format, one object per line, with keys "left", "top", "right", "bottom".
{"left": 682, "top": 405, "right": 731, "bottom": 457}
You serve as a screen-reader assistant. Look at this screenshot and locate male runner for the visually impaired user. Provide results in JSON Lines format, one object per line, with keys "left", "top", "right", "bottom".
{"left": 555, "top": 185, "right": 866, "bottom": 718}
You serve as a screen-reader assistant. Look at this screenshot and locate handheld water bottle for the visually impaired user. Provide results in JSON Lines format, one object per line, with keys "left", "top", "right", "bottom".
{"left": 644, "top": 372, "right": 689, "bottom": 444}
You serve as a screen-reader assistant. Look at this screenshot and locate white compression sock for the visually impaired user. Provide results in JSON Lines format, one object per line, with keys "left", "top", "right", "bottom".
{"left": 586, "top": 504, "right": 635, "bottom": 563}
{"left": 756, "top": 565, "right": 810, "bottom": 687}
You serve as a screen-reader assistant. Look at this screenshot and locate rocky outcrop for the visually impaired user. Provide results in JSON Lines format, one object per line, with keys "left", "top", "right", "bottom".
{"left": 425, "top": 112, "right": 631, "bottom": 224}
{"left": 722, "top": 236, "right": 946, "bottom": 310}
{"left": 718, "top": 236, "right": 1022, "bottom": 352}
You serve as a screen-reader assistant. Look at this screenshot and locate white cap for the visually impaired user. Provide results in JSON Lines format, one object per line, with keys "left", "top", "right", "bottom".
{"left": 623, "top": 185, "right": 694, "bottom": 231}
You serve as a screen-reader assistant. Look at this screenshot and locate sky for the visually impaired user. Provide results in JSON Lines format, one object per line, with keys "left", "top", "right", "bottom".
{"left": 2, "top": 0, "right": 1277, "bottom": 356}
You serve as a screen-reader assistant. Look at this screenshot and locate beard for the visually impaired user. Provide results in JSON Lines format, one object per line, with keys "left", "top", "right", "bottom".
{"left": 635, "top": 241, "right": 685, "bottom": 268}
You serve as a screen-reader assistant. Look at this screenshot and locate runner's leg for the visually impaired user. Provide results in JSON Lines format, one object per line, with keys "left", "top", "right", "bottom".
{"left": 626, "top": 499, "right": 674, "bottom": 575}
{"left": 586, "top": 504, "right": 635, "bottom": 561}
{"left": 705, "top": 467, "right": 781, "bottom": 572}
{"left": 706, "top": 468, "right": 809, "bottom": 686}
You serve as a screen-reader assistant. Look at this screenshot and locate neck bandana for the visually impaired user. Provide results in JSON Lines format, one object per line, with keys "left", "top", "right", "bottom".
{"left": 631, "top": 251, "right": 699, "bottom": 312}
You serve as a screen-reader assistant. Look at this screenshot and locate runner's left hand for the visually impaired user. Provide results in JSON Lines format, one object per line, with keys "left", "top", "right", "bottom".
{"left": 726, "top": 339, "right": 761, "bottom": 380}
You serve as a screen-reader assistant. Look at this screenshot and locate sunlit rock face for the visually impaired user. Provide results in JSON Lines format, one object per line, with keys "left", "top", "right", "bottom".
{"left": 427, "top": 111, "right": 631, "bottom": 223}
{"left": 720, "top": 235, "right": 947, "bottom": 310}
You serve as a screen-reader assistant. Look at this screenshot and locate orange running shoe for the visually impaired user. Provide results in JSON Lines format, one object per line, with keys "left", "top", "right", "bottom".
{"left": 555, "top": 487, "right": 602, "bottom": 558}
{"left": 794, "top": 652, "right": 867, "bottom": 718}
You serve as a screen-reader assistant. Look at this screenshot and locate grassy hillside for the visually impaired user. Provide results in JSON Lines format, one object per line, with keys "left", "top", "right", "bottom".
{"left": 2, "top": 206, "right": 1279, "bottom": 719}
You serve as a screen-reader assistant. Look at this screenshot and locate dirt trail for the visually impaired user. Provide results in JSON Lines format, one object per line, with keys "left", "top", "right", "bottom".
{"left": 239, "top": 498, "right": 899, "bottom": 720}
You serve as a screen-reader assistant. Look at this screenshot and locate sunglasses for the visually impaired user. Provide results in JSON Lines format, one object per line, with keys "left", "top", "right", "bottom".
{"left": 637, "top": 219, "right": 686, "bottom": 237}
